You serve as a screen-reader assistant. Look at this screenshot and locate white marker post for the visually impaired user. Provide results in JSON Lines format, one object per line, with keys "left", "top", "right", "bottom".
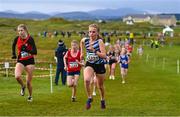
{"left": 50, "top": 64, "right": 53, "bottom": 93}
{"left": 177, "top": 60, "right": 179, "bottom": 74}
{"left": 4, "top": 62, "right": 9, "bottom": 77}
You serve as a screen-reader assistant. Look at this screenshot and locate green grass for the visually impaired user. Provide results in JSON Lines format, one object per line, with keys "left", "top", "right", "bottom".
{"left": 0, "top": 18, "right": 180, "bottom": 116}
{"left": 0, "top": 45, "right": 180, "bottom": 116}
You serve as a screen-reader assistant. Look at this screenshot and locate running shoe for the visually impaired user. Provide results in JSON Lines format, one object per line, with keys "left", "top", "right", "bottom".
{"left": 101, "top": 100, "right": 106, "bottom": 109}
{"left": 86, "top": 98, "right": 93, "bottom": 110}
{"left": 71, "top": 97, "right": 76, "bottom": 102}
{"left": 20, "top": 86, "right": 25, "bottom": 96}
{"left": 27, "top": 96, "right": 33, "bottom": 102}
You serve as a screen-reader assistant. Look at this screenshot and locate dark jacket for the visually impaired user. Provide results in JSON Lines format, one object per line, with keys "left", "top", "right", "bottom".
{"left": 55, "top": 44, "right": 67, "bottom": 66}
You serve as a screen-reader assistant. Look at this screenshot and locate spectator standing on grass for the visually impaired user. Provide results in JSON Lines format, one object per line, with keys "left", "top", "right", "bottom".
{"left": 54, "top": 40, "right": 67, "bottom": 85}
{"left": 151, "top": 39, "right": 154, "bottom": 48}
{"left": 154, "top": 39, "right": 159, "bottom": 49}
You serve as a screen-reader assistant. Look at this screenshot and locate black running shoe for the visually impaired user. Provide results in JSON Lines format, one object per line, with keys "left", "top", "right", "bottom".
{"left": 101, "top": 100, "right": 106, "bottom": 109}
{"left": 27, "top": 96, "right": 33, "bottom": 102}
{"left": 71, "top": 97, "right": 76, "bottom": 102}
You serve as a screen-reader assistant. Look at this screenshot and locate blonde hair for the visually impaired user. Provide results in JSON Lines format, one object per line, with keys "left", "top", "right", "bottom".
{"left": 89, "top": 23, "right": 103, "bottom": 39}
{"left": 89, "top": 24, "right": 100, "bottom": 33}
{"left": 17, "top": 24, "right": 29, "bottom": 34}
{"left": 71, "top": 40, "right": 79, "bottom": 49}
{"left": 71, "top": 40, "right": 79, "bottom": 45}
{"left": 121, "top": 47, "right": 127, "bottom": 54}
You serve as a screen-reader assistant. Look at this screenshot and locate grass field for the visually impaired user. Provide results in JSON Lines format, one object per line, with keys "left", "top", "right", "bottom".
{"left": 0, "top": 18, "right": 180, "bottom": 116}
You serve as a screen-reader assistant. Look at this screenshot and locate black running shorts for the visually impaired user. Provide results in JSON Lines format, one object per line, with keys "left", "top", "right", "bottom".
{"left": 17, "top": 58, "right": 35, "bottom": 66}
{"left": 85, "top": 62, "right": 106, "bottom": 74}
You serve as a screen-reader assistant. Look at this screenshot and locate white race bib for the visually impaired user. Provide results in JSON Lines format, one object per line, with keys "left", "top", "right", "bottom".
{"left": 21, "top": 51, "right": 29, "bottom": 58}
{"left": 86, "top": 52, "right": 99, "bottom": 62}
{"left": 69, "top": 62, "right": 78, "bottom": 68}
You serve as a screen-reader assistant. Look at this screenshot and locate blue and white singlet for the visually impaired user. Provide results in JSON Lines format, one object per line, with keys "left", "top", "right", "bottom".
{"left": 84, "top": 38, "right": 104, "bottom": 64}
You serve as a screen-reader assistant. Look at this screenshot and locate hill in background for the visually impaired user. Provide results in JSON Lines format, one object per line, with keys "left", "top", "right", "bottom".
{"left": 0, "top": 8, "right": 149, "bottom": 20}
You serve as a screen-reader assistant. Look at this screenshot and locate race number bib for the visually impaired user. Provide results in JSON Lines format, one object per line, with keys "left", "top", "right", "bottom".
{"left": 21, "top": 51, "right": 29, "bottom": 58}
{"left": 86, "top": 52, "right": 99, "bottom": 63}
{"left": 69, "top": 62, "right": 78, "bottom": 68}
{"left": 122, "top": 60, "right": 127, "bottom": 64}
{"left": 111, "top": 56, "right": 116, "bottom": 60}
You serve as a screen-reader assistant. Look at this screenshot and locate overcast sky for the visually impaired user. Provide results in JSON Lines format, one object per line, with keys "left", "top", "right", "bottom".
{"left": 0, "top": 0, "right": 179, "bottom": 13}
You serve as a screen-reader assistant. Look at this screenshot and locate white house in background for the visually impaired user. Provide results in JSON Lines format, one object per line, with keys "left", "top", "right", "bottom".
{"left": 126, "top": 19, "right": 134, "bottom": 25}
{"left": 123, "top": 14, "right": 152, "bottom": 23}
{"left": 123, "top": 14, "right": 177, "bottom": 26}
{"left": 150, "top": 15, "right": 177, "bottom": 26}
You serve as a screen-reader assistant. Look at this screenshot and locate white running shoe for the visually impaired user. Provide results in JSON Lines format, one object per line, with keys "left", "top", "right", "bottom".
{"left": 109, "top": 76, "right": 112, "bottom": 80}
{"left": 122, "top": 80, "right": 125, "bottom": 84}
{"left": 20, "top": 86, "right": 25, "bottom": 96}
